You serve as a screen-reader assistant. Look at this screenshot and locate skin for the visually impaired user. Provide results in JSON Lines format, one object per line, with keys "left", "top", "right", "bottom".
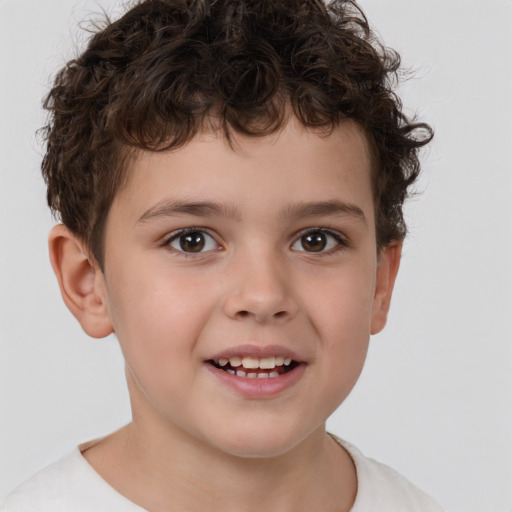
{"left": 49, "top": 118, "right": 401, "bottom": 512}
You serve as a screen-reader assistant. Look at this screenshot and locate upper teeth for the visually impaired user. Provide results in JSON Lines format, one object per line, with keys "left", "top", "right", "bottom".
{"left": 218, "top": 356, "right": 292, "bottom": 369}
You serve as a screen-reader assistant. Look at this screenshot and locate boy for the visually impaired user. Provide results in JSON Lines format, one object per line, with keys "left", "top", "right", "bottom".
{"left": 2, "top": 0, "right": 442, "bottom": 510}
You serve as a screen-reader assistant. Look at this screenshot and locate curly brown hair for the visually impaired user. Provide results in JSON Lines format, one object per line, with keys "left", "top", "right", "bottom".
{"left": 41, "top": 0, "right": 433, "bottom": 267}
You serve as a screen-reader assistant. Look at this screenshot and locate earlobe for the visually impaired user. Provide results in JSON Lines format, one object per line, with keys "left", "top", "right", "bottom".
{"left": 48, "top": 224, "right": 113, "bottom": 338}
{"left": 370, "top": 240, "right": 402, "bottom": 335}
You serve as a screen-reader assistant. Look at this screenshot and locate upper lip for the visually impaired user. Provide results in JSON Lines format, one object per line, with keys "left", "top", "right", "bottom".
{"left": 208, "top": 344, "right": 303, "bottom": 362}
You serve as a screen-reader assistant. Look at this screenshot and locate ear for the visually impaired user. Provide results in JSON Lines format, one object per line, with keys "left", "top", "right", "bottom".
{"left": 370, "top": 240, "right": 402, "bottom": 335}
{"left": 48, "top": 224, "right": 113, "bottom": 338}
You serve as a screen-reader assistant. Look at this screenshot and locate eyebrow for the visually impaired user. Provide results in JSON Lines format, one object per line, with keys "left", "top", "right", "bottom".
{"left": 280, "top": 200, "right": 366, "bottom": 224}
{"left": 137, "top": 199, "right": 366, "bottom": 224}
{"left": 138, "top": 200, "right": 242, "bottom": 223}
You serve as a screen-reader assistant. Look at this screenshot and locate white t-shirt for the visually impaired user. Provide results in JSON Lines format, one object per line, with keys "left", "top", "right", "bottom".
{"left": 1, "top": 437, "right": 444, "bottom": 511}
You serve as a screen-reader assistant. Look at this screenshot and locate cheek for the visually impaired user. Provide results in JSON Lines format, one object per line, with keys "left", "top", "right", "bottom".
{"left": 320, "top": 299, "right": 371, "bottom": 384}
{"left": 105, "top": 265, "right": 215, "bottom": 375}
{"left": 304, "top": 266, "right": 375, "bottom": 389}
{"left": 315, "top": 298, "right": 371, "bottom": 415}
{"left": 306, "top": 264, "right": 375, "bottom": 337}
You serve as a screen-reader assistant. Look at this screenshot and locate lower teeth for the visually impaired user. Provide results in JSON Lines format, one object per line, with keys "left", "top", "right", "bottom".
{"left": 228, "top": 369, "right": 282, "bottom": 379}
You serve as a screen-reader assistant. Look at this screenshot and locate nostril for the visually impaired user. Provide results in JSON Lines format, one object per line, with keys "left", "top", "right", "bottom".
{"left": 234, "top": 309, "right": 290, "bottom": 321}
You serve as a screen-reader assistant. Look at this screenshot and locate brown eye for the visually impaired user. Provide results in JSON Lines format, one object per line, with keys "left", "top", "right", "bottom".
{"left": 180, "top": 232, "right": 205, "bottom": 252}
{"left": 169, "top": 230, "right": 218, "bottom": 253}
{"left": 291, "top": 229, "right": 345, "bottom": 253}
{"left": 301, "top": 231, "right": 327, "bottom": 252}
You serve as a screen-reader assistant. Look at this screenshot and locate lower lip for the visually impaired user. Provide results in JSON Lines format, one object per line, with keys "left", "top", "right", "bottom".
{"left": 204, "top": 363, "right": 306, "bottom": 399}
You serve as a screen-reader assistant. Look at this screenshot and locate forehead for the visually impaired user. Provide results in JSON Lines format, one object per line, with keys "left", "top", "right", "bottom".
{"left": 114, "top": 118, "right": 375, "bottom": 222}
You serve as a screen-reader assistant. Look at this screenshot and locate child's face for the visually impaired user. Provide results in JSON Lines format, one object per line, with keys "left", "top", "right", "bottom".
{"left": 96, "top": 118, "right": 398, "bottom": 458}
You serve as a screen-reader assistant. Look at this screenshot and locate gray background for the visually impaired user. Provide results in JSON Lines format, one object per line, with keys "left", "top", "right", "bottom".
{"left": 1, "top": 1, "right": 511, "bottom": 510}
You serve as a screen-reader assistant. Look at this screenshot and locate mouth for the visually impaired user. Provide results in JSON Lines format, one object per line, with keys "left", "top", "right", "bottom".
{"left": 207, "top": 355, "right": 300, "bottom": 379}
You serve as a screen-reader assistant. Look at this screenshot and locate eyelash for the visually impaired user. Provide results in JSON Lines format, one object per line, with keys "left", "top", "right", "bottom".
{"left": 162, "top": 227, "right": 349, "bottom": 256}
{"left": 163, "top": 227, "right": 220, "bottom": 256}
{"left": 291, "top": 228, "right": 349, "bottom": 255}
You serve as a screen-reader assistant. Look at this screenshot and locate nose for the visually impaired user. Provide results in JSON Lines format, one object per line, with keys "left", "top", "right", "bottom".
{"left": 222, "top": 250, "right": 299, "bottom": 324}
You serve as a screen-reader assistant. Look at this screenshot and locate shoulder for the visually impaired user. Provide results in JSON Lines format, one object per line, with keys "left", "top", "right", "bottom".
{"left": 1, "top": 446, "right": 145, "bottom": 512}
{"left": 332, "top": 436, "right": 445, "bottom": 512}
{"left": 2, "top": 449, "right": 82, "bottom": 512}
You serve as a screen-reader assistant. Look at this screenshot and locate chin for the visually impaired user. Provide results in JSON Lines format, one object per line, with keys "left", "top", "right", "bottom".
{"left": 203, "top": 421, "right": 312, "bottom": 460}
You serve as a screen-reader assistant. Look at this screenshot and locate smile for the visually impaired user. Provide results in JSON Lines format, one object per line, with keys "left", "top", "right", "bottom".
{"left": 208, "top": 356, "right": 300, "bottom": 379}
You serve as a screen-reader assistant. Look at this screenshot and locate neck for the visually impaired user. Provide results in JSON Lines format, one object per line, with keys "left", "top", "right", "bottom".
{"left": 82, "top": 377, "right": 357, "bottom": 512}
{"left": 83, "top": 419, "right": 356, "bottom": 512}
